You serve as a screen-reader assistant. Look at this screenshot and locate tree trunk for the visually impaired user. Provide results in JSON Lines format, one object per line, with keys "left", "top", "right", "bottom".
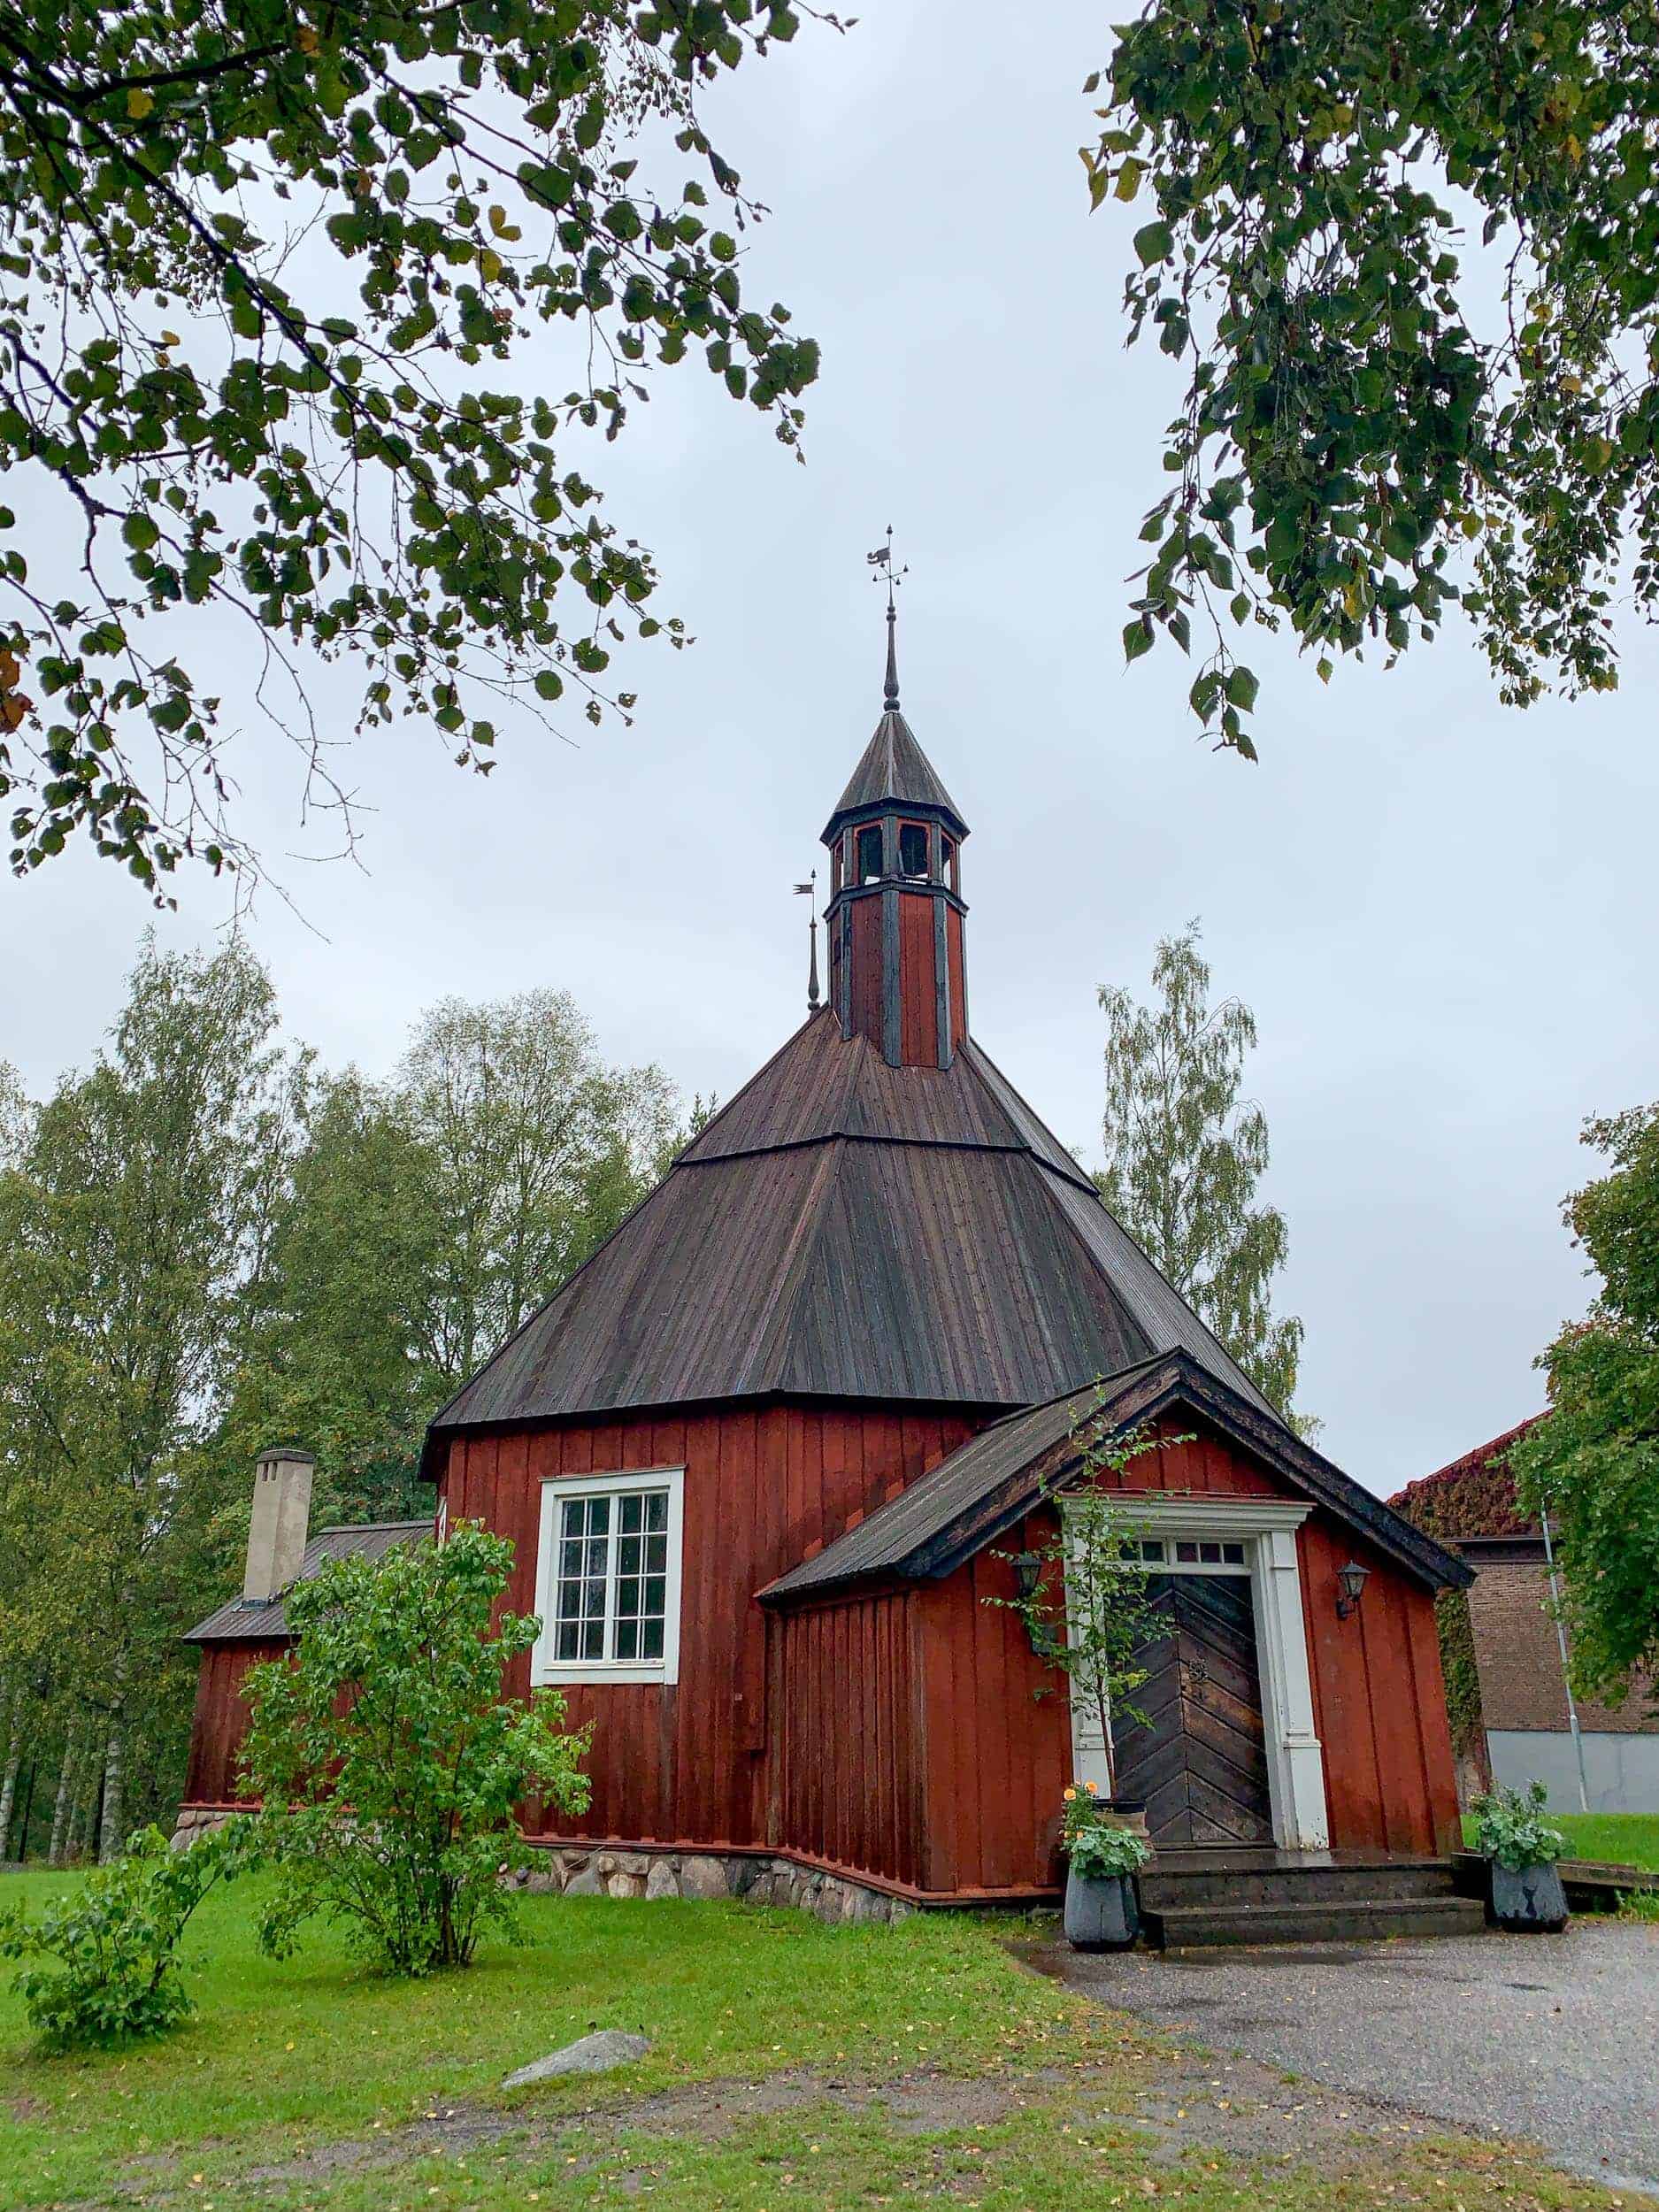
{"left": 98, "top": 1717, "right": 126, "bottom": 1864}
{"left": 0, "top": 1710, "right": 22, "bottom": 1863}
{"left": 15, "top": 1755, "right": 39, "bottom": 1860}
{"left": 48, "top": 1733, "right": 78, "bottom": 1867}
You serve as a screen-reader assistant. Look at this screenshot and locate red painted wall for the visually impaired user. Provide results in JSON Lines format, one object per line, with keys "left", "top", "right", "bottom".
{"left": 182, "top": 1641, "right": 287, "bottom": 1806}
{"left": 443, "top": 1402, "right": 979, "bottom": 1851}
{"left": 180, "top": 1404, "right": 1458, "bottom": 1879}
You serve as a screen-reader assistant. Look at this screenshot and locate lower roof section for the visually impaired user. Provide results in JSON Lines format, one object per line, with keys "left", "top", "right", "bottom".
{"left": 184, "top": 1520, "right": 430, "bottom": 1644}
{"left": 422, "top": 1014, "right": 1281, "bottom": 1476}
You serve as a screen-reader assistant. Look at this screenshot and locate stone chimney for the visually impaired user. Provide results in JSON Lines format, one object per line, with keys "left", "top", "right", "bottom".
{"left": 244, "top": 1447, "right": 316, "bottom": 1603}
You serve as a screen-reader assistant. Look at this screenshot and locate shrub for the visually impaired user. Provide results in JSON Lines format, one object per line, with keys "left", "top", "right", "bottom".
{"left": 1060, "top": 1785, "right": 1152, "bottom": 1880}
{"left": 0, "top": 1821, "right": 251, "bottom": 2051}
{"left": 1471, "top": 1780, "right": 1567, "bottom": 1870}
{"left": 241, "top": 1521, "right": 590, "bottom": 1975}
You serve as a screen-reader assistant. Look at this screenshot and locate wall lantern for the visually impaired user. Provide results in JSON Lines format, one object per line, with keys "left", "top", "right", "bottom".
{"left": 1010, "top": 1551, "right": 1043, "bottom": 1604}
{"left": 1009, "top": 1552, "right": 1062, "bottom": 1659}
{"left": 1335, "top": 1560, "right": 1371, "bottom": 1618}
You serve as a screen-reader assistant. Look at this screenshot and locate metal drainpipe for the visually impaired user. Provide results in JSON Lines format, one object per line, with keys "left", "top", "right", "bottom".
{"left": 1539, "top": 1506, "right": 1591, "bottom": 1814}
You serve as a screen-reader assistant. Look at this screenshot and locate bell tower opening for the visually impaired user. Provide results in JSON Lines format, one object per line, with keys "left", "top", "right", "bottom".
{"left": 820, "top": 601, "right": 969, "bottom": 1069}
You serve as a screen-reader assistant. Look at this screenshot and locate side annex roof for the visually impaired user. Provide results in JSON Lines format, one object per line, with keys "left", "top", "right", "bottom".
{"left": 183, "top": 1520, "right": 432, "bottom": 1643}
{"left": 760, "top": 1352, "right": 1472, "bottom": 1601}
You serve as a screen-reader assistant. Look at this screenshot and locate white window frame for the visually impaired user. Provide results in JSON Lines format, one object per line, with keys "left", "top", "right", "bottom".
{"left": 532, "top": 1466, "right": 685, "bottom": 1687}
{"left": 1063, "top": 1494, "right": 1329, "bottom": 1850}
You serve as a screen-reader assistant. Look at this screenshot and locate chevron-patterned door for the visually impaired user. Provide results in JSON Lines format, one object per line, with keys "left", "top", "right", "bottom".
{"left": 1111, "top": 1574, "right": 1275, "bottom": 1846}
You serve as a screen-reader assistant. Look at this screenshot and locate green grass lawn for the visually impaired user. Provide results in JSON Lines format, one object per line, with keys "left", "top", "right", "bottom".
{"left": 0, "top": 1868, "right": 1645, "bottom": 2212}
{"left": 1461, "top": 1810, "right": 1659, "bottom": 1870}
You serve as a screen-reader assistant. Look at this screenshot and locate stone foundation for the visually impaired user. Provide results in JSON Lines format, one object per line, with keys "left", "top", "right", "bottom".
{"left": 170, "top": 1807, "right": 241, "bottom": 1851}
{"left": 171, "top": 1810, "right": 911, "bottom": 1923}
{"left": 511, "top": 1845, "right": 913, "bottom": 1923}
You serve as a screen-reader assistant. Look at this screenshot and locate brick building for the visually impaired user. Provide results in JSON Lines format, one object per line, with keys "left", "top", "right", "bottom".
{"left": 1393, "top": 1420, "right": 1659, "bottom": 1814}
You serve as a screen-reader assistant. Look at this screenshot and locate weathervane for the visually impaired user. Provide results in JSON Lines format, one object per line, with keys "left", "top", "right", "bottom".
{"left": 793, "top": 869, "right": 819, "bottom": 1013}
{"left": 866, "top": 525, "right": 907, "bottom": 712}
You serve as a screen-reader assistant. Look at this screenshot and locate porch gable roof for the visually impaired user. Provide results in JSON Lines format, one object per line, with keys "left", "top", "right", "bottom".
{"left": 758, "top": 1351, "right": 1471, "bottom": 1603}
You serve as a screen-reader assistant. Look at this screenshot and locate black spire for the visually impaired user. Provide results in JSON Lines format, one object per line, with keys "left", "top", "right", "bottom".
{"left": 883, "top": 598, "right": 900, "bottom": 713}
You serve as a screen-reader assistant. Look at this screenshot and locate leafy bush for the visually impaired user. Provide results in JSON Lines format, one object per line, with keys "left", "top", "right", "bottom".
{"left": 0, "top": 1821, "right": 251, "bottom": 2051}
{"left": 1060, "top": 1785, "right": 1152, "bottom": 1881}
{"left": 1471, "top": 1781, "right": 1567, "bottom": 1871}
{"left": 241, "top": 1522, "right": 590, "bottom": 1975}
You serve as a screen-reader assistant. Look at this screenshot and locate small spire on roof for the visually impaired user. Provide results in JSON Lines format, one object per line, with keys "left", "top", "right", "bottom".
{"left": 865, "top": 525, "right": 907, "bottom": 714}
{"left": 794, "top": 872, "right": 820, "bottom": 1012}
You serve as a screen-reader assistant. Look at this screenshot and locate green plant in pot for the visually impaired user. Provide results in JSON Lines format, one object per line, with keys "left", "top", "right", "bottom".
{"left": 987, "top": 1402, "right": 1173, "bottom": 1948}
{"left": 1061, "top": 1782, "right": 1152, "bottom": 1948}
{"left": 1471, "top": 1780, "right": 1570, "bottom": 1932}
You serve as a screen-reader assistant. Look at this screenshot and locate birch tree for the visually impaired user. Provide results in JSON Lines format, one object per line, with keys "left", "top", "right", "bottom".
{"left": 0, "top": 935, "right": 307, "bottom": 1851}
{"left": 1097, "top": 922, "right": 1306, "bottom": 1422}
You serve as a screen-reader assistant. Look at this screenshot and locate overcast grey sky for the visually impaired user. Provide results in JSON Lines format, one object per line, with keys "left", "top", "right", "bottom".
{"left": 5, "top": 3, "right": 1656, "bottom": 1497}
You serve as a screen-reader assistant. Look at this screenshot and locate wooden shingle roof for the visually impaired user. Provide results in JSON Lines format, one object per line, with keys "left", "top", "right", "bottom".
{"left": 421, "top": 1011, "right": 1281, "bottom": 1471}
{"left": 824, "top": 710, "right": 967, "bottom": 838}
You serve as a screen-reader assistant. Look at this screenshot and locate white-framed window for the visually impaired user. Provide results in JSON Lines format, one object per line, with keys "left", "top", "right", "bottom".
{"left": 532, "top": 1467, "right": 685, "bottom": 1686}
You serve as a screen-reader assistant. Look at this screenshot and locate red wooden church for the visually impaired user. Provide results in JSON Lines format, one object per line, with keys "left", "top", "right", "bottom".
{"left": 183, "top": 613, "right": 1473, "bottom": 1930}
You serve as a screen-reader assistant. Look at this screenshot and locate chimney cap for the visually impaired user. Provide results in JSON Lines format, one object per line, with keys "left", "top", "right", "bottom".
{"left": 256, "top": 1444, "right": 316, "bottom": 1468}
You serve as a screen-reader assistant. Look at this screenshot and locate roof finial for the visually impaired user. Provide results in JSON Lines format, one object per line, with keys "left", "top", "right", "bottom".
{"left": 794, "top": 871, "right": 820, "bottom": 1013}
{"left": 865, "top": 524, "right": 907, "bottom": 714}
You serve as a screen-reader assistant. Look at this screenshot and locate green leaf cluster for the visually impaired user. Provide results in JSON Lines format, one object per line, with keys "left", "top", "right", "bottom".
{"left": 987, "top": 1408, "right": 1172, "bottom": 1798}
{"left": 0, "top": 1, "right": 820, "bottom": 895}
{"left": 240, "top": 1522, "right": 590, "bottom": 1974}
{"left": 1511, "top": 1100, "right": 1659, "bottom": 1710}
{"left": 1087, "top": 2, "right": 1659, "bottom": 749}
{"left": 1470, "top": 1779, "right": 1566, "bottom": 1870}
{"left": 0, "top": 1819, "right": 253, "bottom": 2050}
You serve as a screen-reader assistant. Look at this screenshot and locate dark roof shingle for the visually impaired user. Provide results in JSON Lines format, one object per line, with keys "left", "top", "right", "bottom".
{"left": 824, "top": 711, "right": 966, "bottom": 836}
{"left": 422, "top": 1013, "right": 1280, "bottom": 1469}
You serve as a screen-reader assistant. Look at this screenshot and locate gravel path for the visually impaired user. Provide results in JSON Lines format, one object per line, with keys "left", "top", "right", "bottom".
{"left": 1036, "top": 1920, "right": 1659, "bottom": 2195}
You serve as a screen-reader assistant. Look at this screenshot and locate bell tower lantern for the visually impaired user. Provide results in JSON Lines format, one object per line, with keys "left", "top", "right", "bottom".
{"left": 821, "top": 602, "right": 969, "bottom": 1069}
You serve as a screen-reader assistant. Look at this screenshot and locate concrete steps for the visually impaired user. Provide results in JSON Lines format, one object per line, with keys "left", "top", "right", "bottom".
{"left": 1136, "top": 1850, "right": 1485, "bottom": 1949}
{"left": 1145, "top": 1893, "right": 1486, "bottom": 1950}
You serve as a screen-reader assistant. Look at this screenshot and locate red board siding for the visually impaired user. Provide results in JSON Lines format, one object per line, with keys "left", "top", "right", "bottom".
{"left": 182, "top": 1641, "right": 287, "bottom": 1805}
{"left": 898, "top": 889, "right": 937, "bottom": 1065}
{"left": 915, "top": 1515, "right": 1071, "bottom": 1895}
{"left": 1299, "top": 1513, "right": 1462, "bottom": 1855}
{"left": 946, "top": 908, "right": 966, "bottom": 1050}
{"left": 774, "top": 1587, "right": 925, "bottom": 1886}
{"left": 849, "top": 895, "right": 884, "bottom": 1046}
{"left": 180, "top": 1404, "right": 1460, "bottom": 1884}
{"left": 442, "top": 1402, "right": 978, "bottom": 1852}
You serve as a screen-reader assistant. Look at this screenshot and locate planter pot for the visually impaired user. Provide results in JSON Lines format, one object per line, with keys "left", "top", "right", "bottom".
{"left": 1064, "top": 1865, "right": 1141, "bottom": 1952}
{"left": 1101, "top": 1797, "right": 1148, "bottom": 1837}
{"left": 1487, "top": 1859, "right": 1570, "bottom": 1932}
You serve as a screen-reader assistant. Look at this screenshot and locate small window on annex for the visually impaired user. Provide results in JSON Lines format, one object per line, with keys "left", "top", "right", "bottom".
{"left": 534, "top": 1469, "right": 685, "bottom": 1684}
{"left": 856, "top": 824, "right": 884, "bottom": 883}
{"left": 898, "top": 822, "right": 929, "bottom": 879}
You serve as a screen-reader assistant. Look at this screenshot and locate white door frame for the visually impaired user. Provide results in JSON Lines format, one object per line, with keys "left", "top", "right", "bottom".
{"left": 1064, "top": 1494, "right": 1329, "bottom": 1849}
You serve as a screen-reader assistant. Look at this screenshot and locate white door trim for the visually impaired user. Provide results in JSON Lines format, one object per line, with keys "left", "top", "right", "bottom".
{"left": 1063, "top": 1493, "right": 1329, "bottom": 1849}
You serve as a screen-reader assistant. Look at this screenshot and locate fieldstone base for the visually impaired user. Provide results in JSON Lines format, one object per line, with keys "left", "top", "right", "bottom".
{"left": 170, "top": 1807, "right": 240, "bottom": 1851}
{"left": 508, "top": 1844, "right": 913, "bottom": 1924}
{"left": 169, "top": 1809, "right": 912, "bottom": 1924}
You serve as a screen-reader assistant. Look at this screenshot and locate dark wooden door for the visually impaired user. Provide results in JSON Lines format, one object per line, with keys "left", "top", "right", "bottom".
{"left": 1111, "top": 1575, "right": 1274, "bottom": 1846}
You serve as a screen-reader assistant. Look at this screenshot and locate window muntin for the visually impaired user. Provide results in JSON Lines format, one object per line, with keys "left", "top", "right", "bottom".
{"left": 898, "top": 821, "right": 929, "bottom": 878}
{"left": 534, "top": 1468, "right": 684, "bottom": 1684}
{"left": 856, "top": 824, "right": 883, "bottom": 882}
{"left": 553, "top": 1488, "right": 669, "bottom": 1663}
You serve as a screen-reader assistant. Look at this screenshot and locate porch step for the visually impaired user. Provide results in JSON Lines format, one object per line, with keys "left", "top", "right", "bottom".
{"left": 1140, "top": 1855, "right": 1451, "bottom": 1910}
{"left": 1142, "top": 1893, "right": 1486, "bottom": 1950}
